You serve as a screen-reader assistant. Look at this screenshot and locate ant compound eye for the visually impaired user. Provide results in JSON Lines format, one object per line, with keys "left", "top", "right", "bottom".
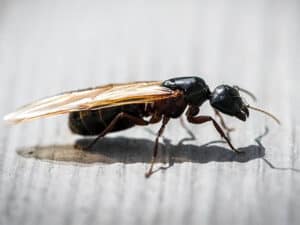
{"left": 210, "top": 85, "right": 249, "bottom": 121}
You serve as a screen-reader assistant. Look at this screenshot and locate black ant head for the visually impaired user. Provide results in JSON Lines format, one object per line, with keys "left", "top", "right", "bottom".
{"left": 210, "top": 85, "right": 249, "bottom": 121}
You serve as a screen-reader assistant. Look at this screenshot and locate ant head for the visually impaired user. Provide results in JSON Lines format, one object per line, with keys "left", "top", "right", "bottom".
{"left": 210, "top": 85, "right": 249, "bottom": 121}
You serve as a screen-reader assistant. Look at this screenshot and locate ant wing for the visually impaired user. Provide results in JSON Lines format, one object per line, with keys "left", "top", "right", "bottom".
{"left": 4, "top": 81, "right": 177, "bottom": 124}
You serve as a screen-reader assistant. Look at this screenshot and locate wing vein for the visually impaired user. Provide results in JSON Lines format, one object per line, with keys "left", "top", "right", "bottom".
{"left": 4, "top": 81, "right": 176, "bottom": 124}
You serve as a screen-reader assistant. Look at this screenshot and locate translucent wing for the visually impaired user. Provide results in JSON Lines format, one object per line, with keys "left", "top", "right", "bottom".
{"left": 4, "top": 81, "right": 177, "bottom": 124}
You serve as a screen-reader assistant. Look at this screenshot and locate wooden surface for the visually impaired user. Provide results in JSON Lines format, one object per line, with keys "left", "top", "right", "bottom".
{"left": 1, "top": 1, "right": 300, "bottom": 225}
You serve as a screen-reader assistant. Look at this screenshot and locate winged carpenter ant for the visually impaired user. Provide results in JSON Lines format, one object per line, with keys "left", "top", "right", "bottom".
{"left": 4, "top": 76, "right": 280, "bottom": 177}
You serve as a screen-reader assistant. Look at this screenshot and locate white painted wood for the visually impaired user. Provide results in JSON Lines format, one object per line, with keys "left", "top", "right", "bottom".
{"left": 1, "top": 1, "right": 300, "bottom": 225}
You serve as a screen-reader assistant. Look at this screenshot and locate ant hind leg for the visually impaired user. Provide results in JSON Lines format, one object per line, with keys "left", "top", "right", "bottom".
{"left": 75, "top": 112, "right": 149, "bottom": 151}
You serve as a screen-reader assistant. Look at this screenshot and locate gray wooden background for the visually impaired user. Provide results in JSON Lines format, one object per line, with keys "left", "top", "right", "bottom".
{"left": 1, "top": 0, "right": 300, "bottom": 225}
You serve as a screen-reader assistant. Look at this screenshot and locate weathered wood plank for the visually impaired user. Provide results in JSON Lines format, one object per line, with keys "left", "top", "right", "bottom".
{"left": 0, "top": 1, "right": 300, "bottom": 225}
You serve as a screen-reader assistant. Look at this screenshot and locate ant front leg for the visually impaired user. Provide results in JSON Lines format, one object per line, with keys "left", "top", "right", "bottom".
{"left": 186, "top": 109, "right": 241, "bottom": 153}
{"left": 214, "top": 109, "right": 235, "bottom": 140}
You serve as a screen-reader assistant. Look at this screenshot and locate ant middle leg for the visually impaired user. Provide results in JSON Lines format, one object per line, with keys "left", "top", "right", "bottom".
{"left": 145, "top": 116, "right": 170, "bottom": 178}
{"left": 177, "top": 117, "right": 196, "bottom": 145}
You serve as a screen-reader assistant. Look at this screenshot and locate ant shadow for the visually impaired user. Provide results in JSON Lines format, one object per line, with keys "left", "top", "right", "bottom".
{"left": 17, "top": 125, "right": 300, "bottom": 174}
{"left": 17, "top": 130, "right": 267, "bottom": 167}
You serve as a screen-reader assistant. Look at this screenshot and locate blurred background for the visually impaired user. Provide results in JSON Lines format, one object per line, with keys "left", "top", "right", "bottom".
{"left": 0, "top": 0, "right": 300, "bottom": 225}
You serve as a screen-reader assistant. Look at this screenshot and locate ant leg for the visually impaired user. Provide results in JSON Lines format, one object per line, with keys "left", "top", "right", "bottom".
{"left": 177, "top": 117, "right": 196, "bottom": 145}
{"left": 214, "top": 109, "right": 235, "bottom": 139}
{"left": 187, "top": 115, "right": 241, "bottom": 153}
{"left": 145, "top": 116, "right": 170, "bottom": 178}
{"left": 79, "top": 112, "right": 149, "bottom": 150}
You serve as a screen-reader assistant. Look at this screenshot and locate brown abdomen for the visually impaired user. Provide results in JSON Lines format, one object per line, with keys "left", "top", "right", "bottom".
{"left": 68, "top": 104, "right": 147, "bottom": 136}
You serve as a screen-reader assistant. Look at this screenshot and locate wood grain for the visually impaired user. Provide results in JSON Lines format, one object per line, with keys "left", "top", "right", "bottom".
{"left": 1, "top": 1, "right": 300, "bottom": 225}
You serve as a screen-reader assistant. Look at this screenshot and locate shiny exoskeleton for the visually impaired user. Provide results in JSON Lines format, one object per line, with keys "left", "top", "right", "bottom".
{"left": 69, "top": 76, "right": 250, "bottom": 177}
{"left": 69, "top": 77, "right": 210, "bottom": 136}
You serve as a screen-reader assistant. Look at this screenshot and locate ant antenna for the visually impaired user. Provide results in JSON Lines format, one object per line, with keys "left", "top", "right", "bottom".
{"left": 233, "top": 86, "right": 257, "bottom": 102}
{"left": 247, "top": 105, "right": 281, "bottom": 125}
